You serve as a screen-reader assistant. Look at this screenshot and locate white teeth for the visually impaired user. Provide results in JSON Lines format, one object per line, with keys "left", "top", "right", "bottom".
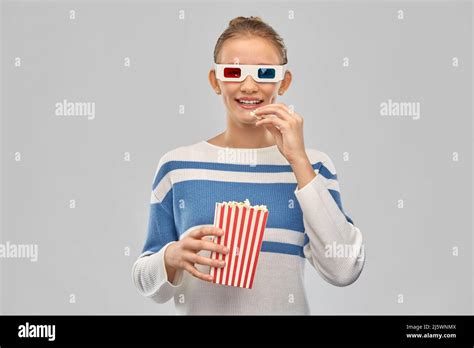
{"left": 238, "top": 99, "right": 261, "bottom": 104}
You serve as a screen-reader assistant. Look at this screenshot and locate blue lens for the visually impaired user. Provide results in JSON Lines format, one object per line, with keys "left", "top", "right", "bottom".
{"left": 258, "top": 68, "right": 276, "bottom": 79}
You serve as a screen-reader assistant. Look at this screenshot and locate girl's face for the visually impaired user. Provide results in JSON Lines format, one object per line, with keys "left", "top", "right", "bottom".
{"left": 209, "top": 36, "right": 291, "bottom": 125}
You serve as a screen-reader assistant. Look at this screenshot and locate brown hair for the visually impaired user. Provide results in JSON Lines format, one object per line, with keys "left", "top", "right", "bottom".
{"left": 213, "top": 16, "right": 288, "bottom": 65}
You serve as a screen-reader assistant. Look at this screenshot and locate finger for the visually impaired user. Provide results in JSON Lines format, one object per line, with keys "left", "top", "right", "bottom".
{"left": 287, "top": 105, "right": 295, "bottom": 115}
{"left": 254, "top": 104, "right": 292, "bottom": 120}
{"left": 257, "top": 104, "right": 301, "bottom": 123}
{"left": 251, "top": 111, "right": 264, "bottom": 121}
{"left": 276, "top": 102, "right": 293, "bottom": 115}
{"left": 187, "top": 239, "right": 229, "bottom": 255}
{"left": 260, "top": 102, "right": 293, "bottom": 114}
{"left": 183, "top": 262, "right": 214, "bottom": 282}
{"left": 185, "top": 252, "right": 226, "bottom": 269}
{"left": 255, "top": 116, "right": 288, "bottom": 131}
{"left": 263, "top": 124, "right": 283, "bottom": 139}
{"left": 255, "top": 108, "right": 291, "bottom": 121}
{"left": 189, "top": 226, "right": 224, "bottom": 239}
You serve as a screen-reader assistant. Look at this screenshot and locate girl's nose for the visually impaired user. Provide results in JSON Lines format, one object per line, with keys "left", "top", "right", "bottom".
{"left": 240, "top": 75, "right": 259, "bottom": 93}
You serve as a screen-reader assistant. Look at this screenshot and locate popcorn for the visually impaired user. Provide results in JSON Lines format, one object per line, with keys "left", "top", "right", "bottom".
{"left": 250, "top": 110, "right": 263, "bottom": 120}
{"left": 209, "top": 199, "right": 269, "bottom": 289}
{"left": 223, "top": 198, "right": 267, "bottom": 212}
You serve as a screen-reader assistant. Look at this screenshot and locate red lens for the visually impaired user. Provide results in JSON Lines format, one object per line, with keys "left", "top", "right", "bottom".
{"left": 223, "top": 67, "right": 241, "bottom": 78}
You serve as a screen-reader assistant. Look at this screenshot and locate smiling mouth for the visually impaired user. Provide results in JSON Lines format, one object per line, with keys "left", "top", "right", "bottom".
{"left": 235, "top": 98, "right": 264, "bottom": 112}
{"left": 235, "top": 98, "right": 264, "bottom": 105}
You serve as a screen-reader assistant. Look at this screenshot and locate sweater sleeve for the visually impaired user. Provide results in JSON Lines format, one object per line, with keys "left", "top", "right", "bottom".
{"left": 294, "top": 152, "right": 365, "bottom": 287}
{"left": 132, "top": 158, "right": 185, "bottom": 304}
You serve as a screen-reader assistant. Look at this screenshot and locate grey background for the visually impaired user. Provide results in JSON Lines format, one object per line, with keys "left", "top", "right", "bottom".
{"left": 0, "top": 0, "right": 472, "bottom": 314}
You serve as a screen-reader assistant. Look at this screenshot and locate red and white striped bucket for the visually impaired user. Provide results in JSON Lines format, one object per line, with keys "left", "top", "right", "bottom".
{"left": 209, "top": 202, "right": 269, "bottom": 289}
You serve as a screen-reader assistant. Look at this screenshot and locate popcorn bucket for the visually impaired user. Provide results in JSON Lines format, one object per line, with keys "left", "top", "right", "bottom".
{"left": 209, "top": 200, "right": 269, "bottom": 289}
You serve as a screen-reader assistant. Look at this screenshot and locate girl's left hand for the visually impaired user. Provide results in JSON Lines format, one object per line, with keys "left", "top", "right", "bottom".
{"left": 253, "top": 103, "right": 308, "bottom": 165}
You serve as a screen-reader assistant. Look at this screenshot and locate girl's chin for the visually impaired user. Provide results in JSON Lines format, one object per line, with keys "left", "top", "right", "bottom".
{"left": 234, "top": 109, "right": 258, "bottom": 124}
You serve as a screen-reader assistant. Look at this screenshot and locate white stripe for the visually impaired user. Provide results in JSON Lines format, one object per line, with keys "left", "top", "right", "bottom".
{"left": 138, "top": 226, "right": 305, "bottom": 260}
{"left": 209, "top": 204, "right": 219, "bottom": 279}
{"left": 178, "top": 226, "right": 305, "bottom": 247}
{"left": 159, "top": 141, "right": 317, "bottom": 165}
{"left": 239, "top": 210, "right": 258, "bottom": 288}
{"left": 150, "top": 191, "right": 158, "bottom": 204}
{"left": 215, "top": 205, "right": 229, "bottom": 282}
{"left": 158, "top": 141, "right": 328, "bottom": 166}
{"left": 213, "top": 204, "right": 224, "bottom": 282}
{"left": 221, "top": 206, "right": 236, "bottom": 284}
{"left": 262, "top": 228, "right": 305, "bottom": 246}
{"left": 227, "top": 206, "right": 243, "bottom": 286}
{"left": 245, "top": 211, "right": 265, "bottom": 288}
{"left": 151, "top": 168, "right": 339, "bottom": 203}
{"left": 233, "top": 207, "right": 251, "bottom": 287}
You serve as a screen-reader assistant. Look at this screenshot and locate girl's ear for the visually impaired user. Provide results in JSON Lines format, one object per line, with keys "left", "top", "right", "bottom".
{"left": 279, "top": 70, "right": 292, "bottom": 95}
{"left": 208, "top": 69, "right": 220, "bottom": 94}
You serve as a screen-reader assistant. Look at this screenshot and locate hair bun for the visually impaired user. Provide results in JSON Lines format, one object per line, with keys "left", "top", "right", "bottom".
{"left": 214, "top": 16, "right": 288, "bottom": 65}
{"left": 229, "top": 16, "right": 263, "bottom": 27}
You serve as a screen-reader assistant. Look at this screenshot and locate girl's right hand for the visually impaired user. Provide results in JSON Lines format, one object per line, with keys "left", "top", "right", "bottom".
{"left": 164, "top": 226, "right": 229, "bottom": 282}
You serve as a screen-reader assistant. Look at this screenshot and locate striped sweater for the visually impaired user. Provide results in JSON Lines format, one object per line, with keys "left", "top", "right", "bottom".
{"left": 132, "top": 140, "right": 365, "bottom": 314}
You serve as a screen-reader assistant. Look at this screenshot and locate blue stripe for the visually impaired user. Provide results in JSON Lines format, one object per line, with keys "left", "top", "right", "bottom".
{"left": 261, "top": 241, "right": 304, "bottom": 258}
{"left": 143, "top": 158, "right": 355, "bottom": 255}
{"left": 166, "top": 180, "right": 354, "bottom": 236}
{"left": 167, "top": 180, "right": 306, "bottom": 235}
{"left": 152, "top": 160, "right": 337, "bottom": 191}
{"left": 328, "top": 189, "right": 354, "bottom": 225}
{"left": 142, "top": 202, "right": 178, "bottom": 254}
